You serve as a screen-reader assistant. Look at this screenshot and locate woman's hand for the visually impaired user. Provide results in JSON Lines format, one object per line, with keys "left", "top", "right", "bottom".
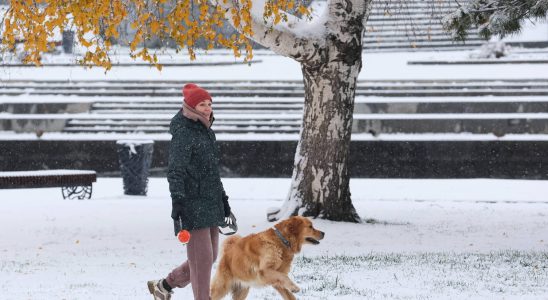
{"left": 222, "top": 191, "right": 231, "bottom": 217}
{"left": 171, "top": 203, "right": 184, "bottom": 220}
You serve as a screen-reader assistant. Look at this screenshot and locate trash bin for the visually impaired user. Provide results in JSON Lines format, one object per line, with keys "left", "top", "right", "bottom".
{"left": 116, "top": 140, "right": 154, "bottom": 196}
{"left": 62, "top": 30, "right": 74, "bottom": 54}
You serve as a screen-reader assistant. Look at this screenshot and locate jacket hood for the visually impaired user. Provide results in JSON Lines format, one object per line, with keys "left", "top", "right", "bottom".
{"left": 169, "top": 111, "right": 182, "bottom": 135}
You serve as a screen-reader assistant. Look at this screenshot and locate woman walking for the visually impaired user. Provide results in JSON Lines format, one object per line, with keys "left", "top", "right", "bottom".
{"left": 148, "top": 83, "right": 232, "bottom": 300}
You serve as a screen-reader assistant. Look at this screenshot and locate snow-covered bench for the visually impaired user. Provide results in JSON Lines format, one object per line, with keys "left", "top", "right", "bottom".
{"left": 0, "top": 170, "right": 97, "bottom": 199}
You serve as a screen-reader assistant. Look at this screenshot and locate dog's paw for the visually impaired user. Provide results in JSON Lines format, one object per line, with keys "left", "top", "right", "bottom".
{"left": 289, "top": 284, "right": 300, "bottom": 293}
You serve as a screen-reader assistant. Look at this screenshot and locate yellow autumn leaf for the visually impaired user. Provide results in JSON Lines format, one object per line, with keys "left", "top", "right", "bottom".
{"left": 150, "top": 20, "right": 160, "bottom": 34}
{"left": 0, "top": 0, "right": 306, "bottom": 70}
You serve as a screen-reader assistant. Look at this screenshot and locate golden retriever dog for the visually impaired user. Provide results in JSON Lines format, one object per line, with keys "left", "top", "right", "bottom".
{"left": 211, "top": 216, "right": 325, "bottom": 300}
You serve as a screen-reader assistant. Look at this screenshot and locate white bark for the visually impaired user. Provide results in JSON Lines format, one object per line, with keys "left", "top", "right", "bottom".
{"left": 211, "top": 0, "right": 373, "bottom": 222}
{"left": 270, "top": 0, "right": 373, "bottom": 222}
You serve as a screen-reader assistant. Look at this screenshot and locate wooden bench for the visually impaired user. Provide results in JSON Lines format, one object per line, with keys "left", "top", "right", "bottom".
{"left": 0, "top": 170, "right": 97, "bottom": 199}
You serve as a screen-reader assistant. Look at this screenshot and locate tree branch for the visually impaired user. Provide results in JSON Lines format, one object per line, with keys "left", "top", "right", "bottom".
{"left": 210, "top": 0, "right": 326, "bottom": 61}
{"left": 443, "top": 0, "right": 548, "bottom": 41}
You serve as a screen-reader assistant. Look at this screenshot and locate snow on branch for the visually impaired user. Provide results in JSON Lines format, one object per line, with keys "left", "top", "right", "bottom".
{"left": 442, "top": 0, "right": 548, "bottom": 41}
{"left": 210, "top": 0, "right": 327, "bottom": 60}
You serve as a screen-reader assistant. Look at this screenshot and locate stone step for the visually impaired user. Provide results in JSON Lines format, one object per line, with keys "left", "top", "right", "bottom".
{"left": 92, "top": 96, "right": 306, "bottom": 104}
{"left": 5, "top": 81, "right": 548, "bottom": 92}
{"left": 84, "top": 101, "right": 548, "bottom": 114}
{"left": 353, "top": 112, "right": 548, "bottom": 120}
{"left": 363, "top": 36, "right": 483, "bottom": 44}
{"left": 353, "top": 113, "right": 548, "bottom": 134}
{"left": 370, "top": 2, "right": 460, "bottom": 9}
{"left": 88, "top": 108, "right": 303, "bottom": 114}
{"left": 91, "top": 102, "right": 304, "bottom": 110}
{"left": 367, "top": 9, "right": 454, "bottom": 20}
{"left": 62, "top": 119, "right": 548, "bottom": 135}
{"left": 366, "top": 14, "right": 456, "bottom": 22}
{"left": 364, "top": 46, "right": 483, "bottom": 52}
{"left": 364, "top": 31, "right": 467, "bottom": 40}
{"left": 0, "top": 83, "right": 304, "bottom": 91}
{"left": 364, "top": 40, "right": 485, "bottom": 49}
{"left": 3, "top": 88, "right": 548, "bottom": 97}
{"left": 0, "top": 102, "right": 92, "bottom": 114}
{"left": 364, "top": 30, "right": 478, "bottom": 38}
{"left": 3, "top": 79, "right": 548, "bottom": 89}
{"left": 355, "top": 100, "right": 548, "bottom": 114}
{"left": 0, "top": 113, "right": 303, "bottom": 121}
{"left": 62, "top": 126, "right": 301, "bottom": 134}
{"left": 61, "top": 113, "right": 548, "bottom": 135}
{"left": 4, "top": 82, "right": 548, "bottom": 94}
{"left": 367, "top": 15, "right": 457, "bottom": 21}
{"left": 364, "top": 41, "right": 487, "bottom": 49}
{"left": 88, "top": 95, "right": 548, "bottom": 103}
{"left": 62, "top": 112, "right": 548, "bottom": 121}
{"left": 7, "top": 78, "right": 541, "bottom": 85}
{"left": 364, "top": 21, "right": 469, "bottom": 28}
{"left": 364, "top": 31, "right": 479, "bottom": 39}
{"left": 66, "top": 119, "right": 301, "bottom": 126}
{"left": 369, "top": 6, "right": 459, "bottom": 12}
{"left": 5, "top": 112, "right": 548, "bottom": 134}
{"left": 364, "top": 24, "right": 462, "bottom": 31}
{"left": 5, "top": 95, "right": 548, "bottom": 115}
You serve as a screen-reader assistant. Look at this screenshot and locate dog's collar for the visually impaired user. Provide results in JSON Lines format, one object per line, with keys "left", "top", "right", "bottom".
{"left": 272, "top": 226, "right": 291, "bottom": 249}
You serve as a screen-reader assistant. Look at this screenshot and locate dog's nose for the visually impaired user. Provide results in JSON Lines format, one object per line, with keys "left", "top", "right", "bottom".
{"left": 319, "top": 231, "right": 325, "bottom": 239}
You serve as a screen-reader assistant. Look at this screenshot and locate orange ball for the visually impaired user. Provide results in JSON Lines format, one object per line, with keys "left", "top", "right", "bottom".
{"left": 177, "top": 230, "right": 191, "bottom": 244}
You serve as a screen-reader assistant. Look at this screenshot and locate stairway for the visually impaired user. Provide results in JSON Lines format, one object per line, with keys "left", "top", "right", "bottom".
{"left": 1, "top": 79, "right": 548, "bottom": 137}
{"left": 364, "top": 0, "right": 485, "bottom": 51}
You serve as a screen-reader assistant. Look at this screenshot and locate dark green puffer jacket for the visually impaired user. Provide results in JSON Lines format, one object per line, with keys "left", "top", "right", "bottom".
{"left": 167, "top": 111, "right": 227, "bottom": 232}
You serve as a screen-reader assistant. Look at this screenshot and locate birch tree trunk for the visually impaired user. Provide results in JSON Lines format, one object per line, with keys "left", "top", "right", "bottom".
{"left": 268, "top": 0, "right": 370, "bottom": 222}
{"left": 217, "top": 0, "right": 372, "bottom": 222}
{"left": 269, "top": 33, "right": 365, "bottom": 223}
{"left": 282, "top": 64, "right": 361, "bottom": 221}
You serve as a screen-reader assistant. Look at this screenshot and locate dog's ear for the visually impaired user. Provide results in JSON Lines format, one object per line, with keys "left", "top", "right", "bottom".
{"left": 287, "top": 216, "right": 303, "bottom": 236}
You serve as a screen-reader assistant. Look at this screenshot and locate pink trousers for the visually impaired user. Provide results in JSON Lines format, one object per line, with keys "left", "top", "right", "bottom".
{"left": 165, "top": 226, "right": 219, "bottom": 300}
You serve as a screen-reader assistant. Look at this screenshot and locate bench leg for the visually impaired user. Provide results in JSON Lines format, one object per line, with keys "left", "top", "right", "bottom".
{"left": 62, "top": 185, "right": 93, "bottom": 200}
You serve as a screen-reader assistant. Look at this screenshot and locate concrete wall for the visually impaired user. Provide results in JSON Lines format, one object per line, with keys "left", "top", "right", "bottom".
{"left": 1, "top": 140, "right": 546, "bottom": 179}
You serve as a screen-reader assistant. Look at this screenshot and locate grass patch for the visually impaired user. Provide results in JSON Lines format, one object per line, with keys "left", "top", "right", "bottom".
{"left": 283, "top": 251, "right": 548, "bottom": 299}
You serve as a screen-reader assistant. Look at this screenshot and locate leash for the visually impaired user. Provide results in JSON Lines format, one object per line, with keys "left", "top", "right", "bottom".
{"left": 272, "top": 226, "right": 291, "bottom": 249}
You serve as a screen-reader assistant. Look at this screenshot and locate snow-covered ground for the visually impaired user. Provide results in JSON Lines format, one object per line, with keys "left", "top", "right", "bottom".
{"left": 0, "top": 178, "right": 547, "bottom": 299}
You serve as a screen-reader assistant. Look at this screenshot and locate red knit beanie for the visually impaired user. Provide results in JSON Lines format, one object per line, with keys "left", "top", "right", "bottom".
{"left": 182, "top": 83, "right": 212, "bottom": 108}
